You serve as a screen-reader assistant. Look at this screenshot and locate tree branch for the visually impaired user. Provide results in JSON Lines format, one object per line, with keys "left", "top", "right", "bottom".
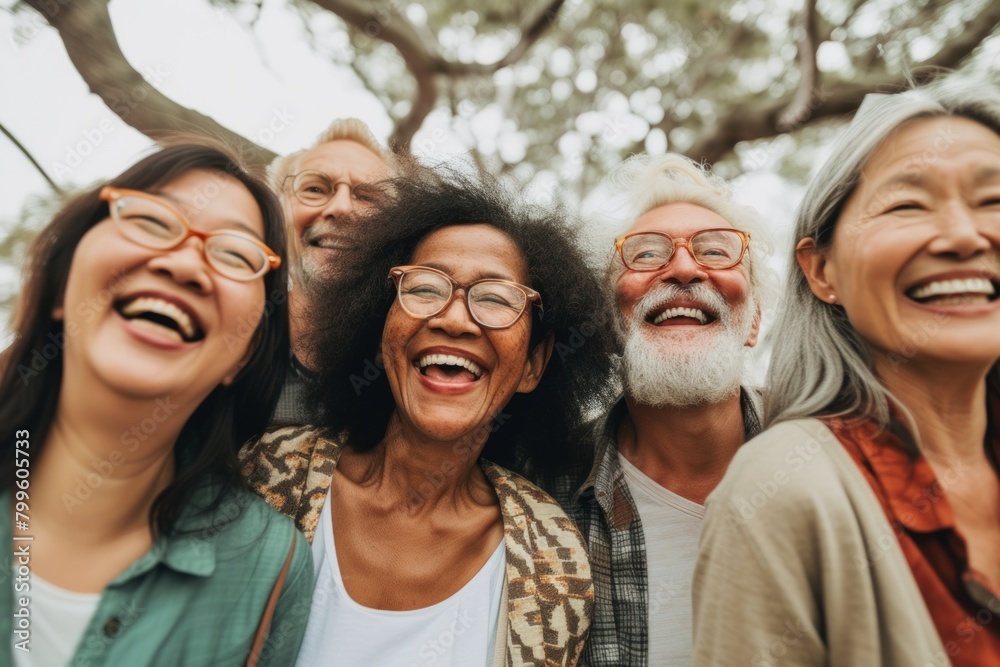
{"left": 484, "top": 0, "right": 566, "bottom": 71}
{"left": 306, "top": 0, "right": 436, "bottom": 149}
{"left": 417, "top": 0, "right": 567, "bottom": 75}
{"left": 680, "top": 0, "right": 1000, "bottom": 164}
{"left": 0, "top": 121, "right": 65, "bottom": 197}
{"left": 306, "top": 0, "right": 440, "bottom": 63}
{"left": 307, "top": 0, "right": 564, "bottom": 148}
{"left": 777, "top": 0, "right": 820, "bottom": 131}
{"left": 23, "top": 0, "right": 274, "bottom": 167}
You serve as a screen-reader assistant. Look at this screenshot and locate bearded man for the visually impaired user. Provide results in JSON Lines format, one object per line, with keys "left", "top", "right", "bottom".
{"left": 571, "top": 153, "right": 773, "bottom": 667}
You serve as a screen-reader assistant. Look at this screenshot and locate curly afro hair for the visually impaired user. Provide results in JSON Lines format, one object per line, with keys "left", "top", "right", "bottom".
{"left": 304, "top": 166, "right": 617, "bottom": 491}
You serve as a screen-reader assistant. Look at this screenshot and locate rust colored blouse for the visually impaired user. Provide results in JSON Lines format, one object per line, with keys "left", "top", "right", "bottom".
{"left": 825, "top": 408, "right": 1000, "bottom": 667}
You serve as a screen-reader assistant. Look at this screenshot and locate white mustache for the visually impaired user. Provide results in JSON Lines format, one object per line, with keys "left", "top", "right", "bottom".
{"left": 301, "top": 215, "right": 364, "bottom": 246}
{"left": 630, "top": 283, "right": 731, "bottom": 329}
{"left": 623, "top": 283, "right": 752, "bottom": 407}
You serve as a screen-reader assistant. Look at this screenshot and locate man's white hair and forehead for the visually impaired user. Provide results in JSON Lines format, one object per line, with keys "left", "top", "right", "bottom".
{"left": 595, "top": 153, "right": 777, "bottom": 407}
{"left": 267, "top": 117, "right": 391, "bottom": 189}
{"left": 597, "top": 152, "right": 774, "bottom": 307}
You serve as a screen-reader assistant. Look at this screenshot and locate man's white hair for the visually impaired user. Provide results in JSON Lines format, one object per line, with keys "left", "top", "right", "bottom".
{"left": 267, "top": 117, "right": 391, "bottom": 190}
{"left": 593, "top": 152, "right": 776, "bottom": 309}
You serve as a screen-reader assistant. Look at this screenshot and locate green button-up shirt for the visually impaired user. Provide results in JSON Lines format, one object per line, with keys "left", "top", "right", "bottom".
{"left": 2, "top": 484, "right": 313, "bottom": 667}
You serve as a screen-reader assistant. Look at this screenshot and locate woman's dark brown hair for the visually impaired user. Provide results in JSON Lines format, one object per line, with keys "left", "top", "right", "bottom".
{"left": 0, "top": 139, "right": 289, "bottom": 537}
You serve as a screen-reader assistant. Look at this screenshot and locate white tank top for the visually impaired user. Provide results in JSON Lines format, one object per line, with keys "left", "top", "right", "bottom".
{"left": 12, "top": 571, "right": 101, "bottom": 667}
{"left": 295, "top": 489, "right": 506, "bottom": 667}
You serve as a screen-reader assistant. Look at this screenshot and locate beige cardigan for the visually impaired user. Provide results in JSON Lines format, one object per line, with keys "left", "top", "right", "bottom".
{"left": 692, "top": 418, "right": 950, "bottom": 666}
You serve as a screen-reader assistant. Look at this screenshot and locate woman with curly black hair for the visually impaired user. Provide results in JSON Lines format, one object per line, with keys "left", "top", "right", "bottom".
{"left": 241, "top": 167, "right": 616, "bottom": 666}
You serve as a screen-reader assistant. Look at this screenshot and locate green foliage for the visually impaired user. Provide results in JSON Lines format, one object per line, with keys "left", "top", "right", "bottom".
{"left": 11, "top": 0, "right": 1000, "bottom": 209}
{"left": 264, "top": 0, "right": 1000, "bottom": 205}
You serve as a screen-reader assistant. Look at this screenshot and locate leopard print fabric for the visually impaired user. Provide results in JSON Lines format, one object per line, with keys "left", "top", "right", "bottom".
{"left": 240, "top": 426, "right": 594, "bottom": 666}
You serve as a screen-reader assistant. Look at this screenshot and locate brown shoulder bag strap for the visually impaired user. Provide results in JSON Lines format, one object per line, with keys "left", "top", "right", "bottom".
{"left": 246, "top": 531, "right": 298, "bottom": 667}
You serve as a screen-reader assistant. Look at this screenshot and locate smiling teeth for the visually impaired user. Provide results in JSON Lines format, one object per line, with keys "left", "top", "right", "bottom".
{"left": 909, "top": 278, "right": 995, "bottom": 300}
{"left": 653, "top": 307, "right": 708, "bottom": 325}
{"left": 417, "top": 354, "right": 484, "bottom": 378}
{"left": 314, "top": 239, "right": 348, "bottom": 249}
{"left": 120, "top": 297, "right": 196, "bottom": 340}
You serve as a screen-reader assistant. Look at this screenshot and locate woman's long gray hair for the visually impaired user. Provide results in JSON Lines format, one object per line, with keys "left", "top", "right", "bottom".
{"left": 764, "top": 72, "right": 1000, "bottom": 429}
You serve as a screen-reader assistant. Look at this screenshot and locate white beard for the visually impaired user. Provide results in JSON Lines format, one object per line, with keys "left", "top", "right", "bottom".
{"left": 621, "top": 283, "right": 754, "bottom": 407}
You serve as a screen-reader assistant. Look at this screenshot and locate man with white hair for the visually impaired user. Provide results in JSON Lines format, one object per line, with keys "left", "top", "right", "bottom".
{"left": 571, "top": 153, "right": 770, "bottom": 666}
{"left": 269, "top": 119, "right": 392, "bottom": 425}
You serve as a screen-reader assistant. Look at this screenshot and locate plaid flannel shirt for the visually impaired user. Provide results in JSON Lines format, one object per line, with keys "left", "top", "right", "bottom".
{"left": 569, "top": 389, "right": 762, "bottom": 667}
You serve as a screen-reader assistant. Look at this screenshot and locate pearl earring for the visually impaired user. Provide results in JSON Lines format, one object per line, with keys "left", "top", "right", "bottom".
{"left": 829, "top": 294, "right": 837, "bottom": 303}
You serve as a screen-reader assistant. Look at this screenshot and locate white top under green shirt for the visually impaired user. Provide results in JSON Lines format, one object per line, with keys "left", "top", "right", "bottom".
{"left": 12, "top": 572, "right": 100, "bottom": 667}
{"left": 618, "top": 453, "right": 704, "bottom": 666}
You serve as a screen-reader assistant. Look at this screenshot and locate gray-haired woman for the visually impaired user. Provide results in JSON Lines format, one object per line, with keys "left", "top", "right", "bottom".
{"left": 692, "top": 74, "right": 1000, "bottom": 666}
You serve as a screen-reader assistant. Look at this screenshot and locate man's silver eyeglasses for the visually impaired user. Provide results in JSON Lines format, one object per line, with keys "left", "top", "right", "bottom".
{"left": 284, "top": 170, "right": 369, "bottom": 207}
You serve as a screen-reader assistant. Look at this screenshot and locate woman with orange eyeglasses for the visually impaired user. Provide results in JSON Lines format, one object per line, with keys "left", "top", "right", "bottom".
{"left": 0, "top": 141, "right": 312, "bottom": 666}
